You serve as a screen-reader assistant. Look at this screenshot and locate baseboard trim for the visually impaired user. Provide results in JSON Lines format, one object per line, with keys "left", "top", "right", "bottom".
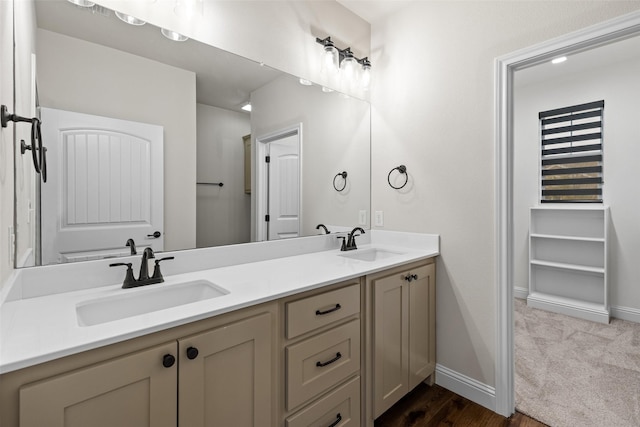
{"left": 514, "top": 286, "right": 528, "bottom": 300}
{"left": 611, "top": 305, "right": 640, "bottom": 323}
{"left": 435, "top": 364, "right": 496, "bottom": 412}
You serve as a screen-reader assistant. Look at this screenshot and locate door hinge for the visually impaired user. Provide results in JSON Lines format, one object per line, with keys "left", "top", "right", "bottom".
{"left": 265, "top": 156, "right": 270, "bottom": 163}
{"left": 265, "top": 214, "right": 270, "bottom": 222}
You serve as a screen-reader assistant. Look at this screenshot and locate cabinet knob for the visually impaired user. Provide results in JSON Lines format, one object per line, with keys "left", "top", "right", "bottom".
{"left": 162, "top": 354, "right": 176, "bottom": 368}
{"left": 404, "top": 274, "right": 418, "bottom": 282}
{"left": 186, "top": 346, "right": 199, "bottom": 360}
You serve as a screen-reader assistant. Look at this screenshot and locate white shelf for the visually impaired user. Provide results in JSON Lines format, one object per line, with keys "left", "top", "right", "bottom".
{"left": 530, "top": 259, "right": 604, "bottom": 275}
{"left": 530, "top": 233, "right": 605, "bottom": 243}
{"left": 529, "top": 206, "right": 609, "bottom": 323}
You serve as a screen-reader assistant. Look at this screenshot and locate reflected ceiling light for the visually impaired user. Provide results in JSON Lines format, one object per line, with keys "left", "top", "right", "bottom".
{"left": 241, "top": 103, "right": 252, "bottom": 112}
{"left": 316, "top": 36, "right": 372, "bottom": 92}
{"left": 115, "top": 11, "right": 146, "bottom": 26}
{"left": 322, "top": 87, "right": 334, "bottom": 93}
{"left": 161, "top": 28, "right": 189, "bottom": 42}
{"left": 552, "top": 56, "right": 567, "bottom": 64}
{"left": 299, "top": 78, "right": 313, "bottom": 86}
{"left": 67, "top": 0, "right": 95, "bottom": 7}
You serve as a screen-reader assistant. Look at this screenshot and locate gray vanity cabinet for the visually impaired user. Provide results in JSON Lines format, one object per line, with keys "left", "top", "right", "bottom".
{"left": 368, "top": 259, "right": 436, "bottom": 419}
{"left": 19, "top": 341, "right": 178, "bottom": 427}
{"left": 2, "top": 303, "right": 277, "bottom": 427}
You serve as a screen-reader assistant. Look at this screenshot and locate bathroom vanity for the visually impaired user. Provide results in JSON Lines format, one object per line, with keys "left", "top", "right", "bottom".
{"left": 0, "top": 231, "right": 438, "bottom": 426}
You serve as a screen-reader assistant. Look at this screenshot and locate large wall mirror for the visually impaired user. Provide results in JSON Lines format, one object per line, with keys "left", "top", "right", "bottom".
{"left": 14, "top": 0, "right": 371, "bottom": 267}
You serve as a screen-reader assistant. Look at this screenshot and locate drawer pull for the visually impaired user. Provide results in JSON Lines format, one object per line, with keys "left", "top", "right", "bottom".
{"left": 328, "top": 413, "right": 342, "bottom": 427}
{"left": 316, "top": 352, "right": 342, "bottom": 368}
{"left": 404, "top": 274, "right": 418, "bottom": 282}
{"left": 316, "top": 303, "right": 342, "bottom": 316}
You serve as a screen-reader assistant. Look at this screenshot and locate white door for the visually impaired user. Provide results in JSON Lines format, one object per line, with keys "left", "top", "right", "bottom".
{"left": 267, "top": 134, "right": 300, "bottom": 240}
{"left": 40, "top": 108, "right": 163, "bottom": 265}
{"left": 255, "top": 125, "right": 301, "bottom": 241}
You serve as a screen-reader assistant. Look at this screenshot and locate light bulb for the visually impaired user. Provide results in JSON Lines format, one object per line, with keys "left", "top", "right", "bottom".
{"left": 161, "top": 28, "right": 189, "bottom": 42}
{"left": 322, "top": 43, "right": 339, "bottom": 75}
{"left": 361, "top": 61, "right": 371, "bottom": 91}
{"left": 115, "top": 11, "right": 146, "bottom": 26}
{"left": 340, "top": 50, "right": 358, "bottom": 92}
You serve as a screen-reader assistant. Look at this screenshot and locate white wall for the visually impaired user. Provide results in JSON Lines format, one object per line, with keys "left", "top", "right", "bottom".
{"left": 196, "top": 104, "right": 251, "bottom": 247}
{"left": 514, "top": 56, "right": 640, "bottom": 313}
{"left": 369, "top": 1, "right": 640, "bottom": 389}
{"left": 0, "top": 0, "right": 16, "bottom": 288}
{"left": 250, "top": 74, "right": 370, "bottom": 237}
{"left": 36, "top": 29, "right": 197, "bottom": 252}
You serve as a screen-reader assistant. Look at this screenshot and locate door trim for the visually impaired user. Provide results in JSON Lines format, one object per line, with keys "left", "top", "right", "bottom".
{"left": 255, "top": 123, "right": 302, "bottom": 241}
{"left": 494, "top": 10, "right": 640, "bottom": 417}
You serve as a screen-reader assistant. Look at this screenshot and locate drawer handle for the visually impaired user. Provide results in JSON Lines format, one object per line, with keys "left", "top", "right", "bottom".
{"left": 404, "top": 274, "right": 418, "bottom": 282}
{"left": 316, "top": 352, "right": 342, "bottom": 368}
{"left": 328, "top": 413, "right": 342, "bottom": 427}
{"left": 316, "top": 303, "right": 342, "bottom": 316}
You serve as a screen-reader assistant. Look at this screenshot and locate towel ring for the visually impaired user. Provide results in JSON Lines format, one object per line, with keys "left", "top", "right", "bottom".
{"left": 3, "top": 105, "right": 46, "bottom": 182}
{"left": 387, "top": 165, "right": 408, "bottom": 190}
{"left": 333, "top": 171, "right": 348, "bottom": 192}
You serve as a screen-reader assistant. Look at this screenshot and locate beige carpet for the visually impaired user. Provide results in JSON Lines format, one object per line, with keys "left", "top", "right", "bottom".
{"left": 515, "top": 298, "right": 640, "bottom": 427}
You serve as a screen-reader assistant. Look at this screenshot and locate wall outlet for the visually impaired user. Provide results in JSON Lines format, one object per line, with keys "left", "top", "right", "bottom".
{"left": 375, "top": 211, "right": 384, "bottom": 227}
{"left": 358, "top": 210, "right": 367, "bottom": 225}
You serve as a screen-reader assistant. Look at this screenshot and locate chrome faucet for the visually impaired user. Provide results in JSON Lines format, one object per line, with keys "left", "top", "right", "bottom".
{"left": 344, "top": 227, "right": 365, "bottom": 251}
{"left": 110, "top": 248, "right": 174, "bottom": 289}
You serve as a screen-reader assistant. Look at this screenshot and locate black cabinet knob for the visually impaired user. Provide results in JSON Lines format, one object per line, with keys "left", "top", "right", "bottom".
{"left": 186, "top": 346, "right": 199, "bottom": 360}
{"left": 162, "top": 354, "right": 176, "bottom": 368}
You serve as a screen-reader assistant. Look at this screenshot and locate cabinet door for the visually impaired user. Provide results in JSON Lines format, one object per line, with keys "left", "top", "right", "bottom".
{"left": 373, "top": 272, "right": 409, "bottom": 418}
{"left": 19, "top": 342, "right": 177, "bottom": 427}
{"left": 408, "top": 263, "right": 436, "bottom": 390}
{"left": 178, "top": 312, "right": 273, "bottom": 427}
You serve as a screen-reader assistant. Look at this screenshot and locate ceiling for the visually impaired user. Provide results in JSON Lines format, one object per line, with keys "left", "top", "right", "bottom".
{"left": 35, "top": 0, "right": 282, "bottom": 112}
{"left": 515, "top": 34, "right": 640, "bottom": 87}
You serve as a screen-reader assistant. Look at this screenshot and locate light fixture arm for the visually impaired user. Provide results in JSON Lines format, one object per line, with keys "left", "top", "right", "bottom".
{"left": 315, "top": 36, "right": 372, "bottom": 68}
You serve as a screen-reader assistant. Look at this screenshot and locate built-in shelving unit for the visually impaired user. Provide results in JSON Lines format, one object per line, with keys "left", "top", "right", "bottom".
{"left": 528, "top": 205, "right": 609, "bottom": 324}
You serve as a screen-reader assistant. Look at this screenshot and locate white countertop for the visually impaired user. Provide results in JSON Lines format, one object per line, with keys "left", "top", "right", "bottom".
{"left": 0, "top": 232, "right": 438, "bottom": 374}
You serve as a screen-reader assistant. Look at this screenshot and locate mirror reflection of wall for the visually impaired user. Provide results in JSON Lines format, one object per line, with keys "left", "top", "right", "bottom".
{"left": 14, "top": 0, "right": 371, "bottom": 267}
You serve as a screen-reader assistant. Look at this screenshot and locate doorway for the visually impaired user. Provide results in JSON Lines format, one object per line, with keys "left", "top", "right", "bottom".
{"left": 255, "top": 124, "right": 302, "bottom": 241}
{"left": 494, "top": 10, "right": 640, "bottom": 417}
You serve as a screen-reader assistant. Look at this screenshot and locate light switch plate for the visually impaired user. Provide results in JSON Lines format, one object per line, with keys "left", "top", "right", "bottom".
{"left": 375, "top": 211, "right": 384, "bottom": 227}
{"left": 359, "top": 210, "right": 367, "bottom": 225}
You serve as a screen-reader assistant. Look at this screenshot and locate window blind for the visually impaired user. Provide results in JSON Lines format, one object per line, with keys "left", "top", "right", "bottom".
{"left": 539, "top": 100, "right": 604, "bottom": 203}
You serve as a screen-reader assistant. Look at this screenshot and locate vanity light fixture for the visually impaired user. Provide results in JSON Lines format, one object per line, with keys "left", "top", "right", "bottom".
{"left": 552, "top": 56, "right": 567, "bottom": 64}
{"left": 115, "top": 11, "right": 146, "bottom": 26}
{"left": 161, "top": 28, "right": 189, "bottom": 42}
{"left": 316, "top": 36, "right": 372, "bottom": 91}
{"left": 67, "top": 0, "right": 95, "bottom": 7}
{"left": 241, "top": 103, "right": 252, "bottom": 112}
{"left": 299, "top": 78, "right": 313, "bottom": 86}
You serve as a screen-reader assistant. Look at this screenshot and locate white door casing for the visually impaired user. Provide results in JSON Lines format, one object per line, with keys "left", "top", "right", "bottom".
{"left": 40, "top": 108, "right": 163, "bottom": 264}
{"left": 255, "top": 124, "right": 302, "bottom": 241}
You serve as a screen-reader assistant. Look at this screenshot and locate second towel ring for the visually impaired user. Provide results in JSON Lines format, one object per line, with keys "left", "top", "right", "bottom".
{"left": 333, "top": 171, "right": 348, "bottom": 192}
{"left": 387, "top": 165, "right": 408, "bottom": 190}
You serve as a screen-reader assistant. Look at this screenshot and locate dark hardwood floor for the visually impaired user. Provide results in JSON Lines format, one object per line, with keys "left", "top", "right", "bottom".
{"left": 375, "top": 384, "right": 548, "bottom": 427}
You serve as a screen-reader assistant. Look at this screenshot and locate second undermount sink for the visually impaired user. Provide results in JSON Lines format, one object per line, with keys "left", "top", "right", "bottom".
{"left": 76, "top": 280, "right": 229, "bottom": 327}
{"left": 338, "top": 248, "right": 404, "bottom": 262}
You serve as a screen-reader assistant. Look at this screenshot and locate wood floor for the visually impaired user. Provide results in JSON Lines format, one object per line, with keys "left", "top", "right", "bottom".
{"left": 375, "top": 383, "right": 548, "bottom": 427}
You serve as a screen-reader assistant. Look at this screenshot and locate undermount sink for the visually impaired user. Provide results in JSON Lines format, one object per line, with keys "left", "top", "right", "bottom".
{"left": 338, "top": 248, "right": 404, "bottom": 262}
{"left": 76, "top": 280, "right": 229, "bottom": 327}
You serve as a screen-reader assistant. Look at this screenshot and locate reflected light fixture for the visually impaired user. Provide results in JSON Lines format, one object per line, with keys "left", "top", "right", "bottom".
{"left": 316, "top": 36, "right": 371, "bottom": 91}
{"left": 299, "top": 78, "right": 313, "bottom": 86}
{"left": 67, "top": 0, "right": 95, "bottom": 7}
{"left": 115, "top": 11, "right": 146, "bottom": 26}
{"left": 241, "top": 103, "right": 252, "bottom": 112}
{"left": 552, "top": 56, "right": 568, "bottom": 64}
{"left": 161, "top": 28, "right": 189, "bottom": 42}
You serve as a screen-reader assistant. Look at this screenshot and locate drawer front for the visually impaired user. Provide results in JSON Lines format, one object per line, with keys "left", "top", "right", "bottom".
{"left": 286, "top": 376, "right": 360, "bottom": 427}
{"left": 286, "top": 283, "right": 360, "bottom": 339}
{"left": 286, "top": 319, "right": 360, "bottom": 410}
